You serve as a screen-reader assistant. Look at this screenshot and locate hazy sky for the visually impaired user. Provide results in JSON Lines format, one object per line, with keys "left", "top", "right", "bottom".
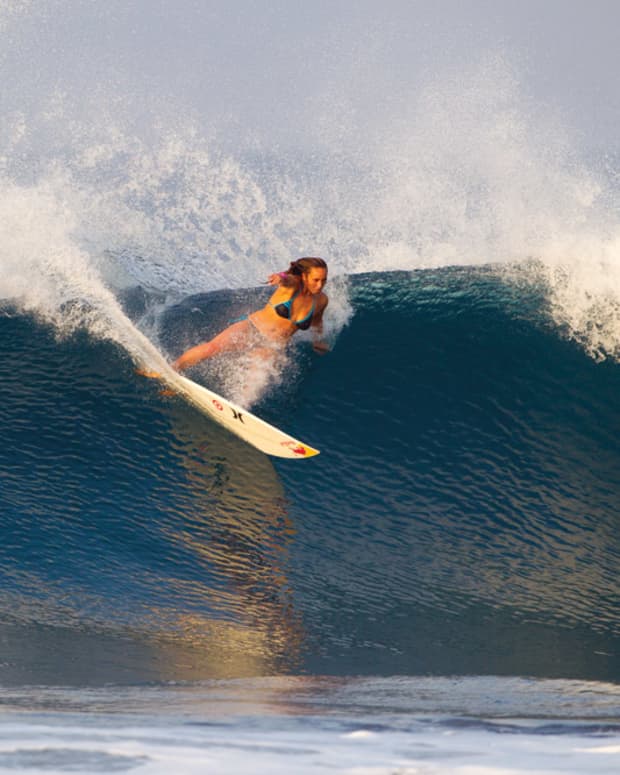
{"left": 2, "top": 0, "right": 620, "bottom": 152}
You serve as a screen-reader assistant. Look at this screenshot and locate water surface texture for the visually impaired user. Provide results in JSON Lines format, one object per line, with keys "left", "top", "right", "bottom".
{"left": 2, "top": 3, "right": 620, "bottom": 772}
{"left": 1, "top": 269, "right": 618, "bottom": 687}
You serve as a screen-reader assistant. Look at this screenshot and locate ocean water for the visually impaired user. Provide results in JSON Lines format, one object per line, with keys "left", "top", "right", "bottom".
{"left": 2, "top": 2, "right": 620, "bottom": 772}
{"left": 1, "top": 268, "right": 620, "bottom": 773}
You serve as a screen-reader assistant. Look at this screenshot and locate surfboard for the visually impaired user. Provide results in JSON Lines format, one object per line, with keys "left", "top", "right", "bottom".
{"left": 142, "top": 368, "right": 319, "bottom": 459}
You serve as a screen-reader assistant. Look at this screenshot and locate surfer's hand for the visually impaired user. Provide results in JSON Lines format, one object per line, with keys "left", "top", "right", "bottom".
{"left": 266, "top": 273, "right": 281, "bottom": 286}
{"left": 312, "top": 340, "right": 330, "bottom": 354}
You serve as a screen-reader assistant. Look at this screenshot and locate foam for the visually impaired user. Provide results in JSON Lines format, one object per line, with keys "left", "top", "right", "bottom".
{"left": 0, "top": 710, "right": 618, "bottom": 775}
{"left": 1, "top": 6, "right": 619, "bottom": 364}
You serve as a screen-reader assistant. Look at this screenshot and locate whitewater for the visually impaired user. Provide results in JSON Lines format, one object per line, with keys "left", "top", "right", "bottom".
{"left": 1, "top": 2, "right": 620, "bottom": 773}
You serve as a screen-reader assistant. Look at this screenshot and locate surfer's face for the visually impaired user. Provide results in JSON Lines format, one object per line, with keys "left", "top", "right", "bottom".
{"left": 303, "top": 267, "right": 327, "bottom": 294}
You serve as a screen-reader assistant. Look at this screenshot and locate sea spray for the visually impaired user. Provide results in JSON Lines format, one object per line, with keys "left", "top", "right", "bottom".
{"left": 1, "top": 3, "right": 620, "bottom": 363}
{"left": 0, "top": 175, "right": 171, "bottom": 371}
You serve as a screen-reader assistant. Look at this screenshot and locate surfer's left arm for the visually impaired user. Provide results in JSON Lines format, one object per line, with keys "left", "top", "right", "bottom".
{"left": 311, "top": 296, "right": 330, "bottom": 354}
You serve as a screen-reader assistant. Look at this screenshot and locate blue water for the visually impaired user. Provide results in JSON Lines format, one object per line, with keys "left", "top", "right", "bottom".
{"left": 2, "top": 267, "right": 619, "bottom": 682}
{"left": 2, "top": 267, "right": 619, "bottom": 771}
{"left": 2, "top": 1, "right": 620, "bottom": 768}
{"left": 2, "top": 266, "right": 619, "bottom": 678}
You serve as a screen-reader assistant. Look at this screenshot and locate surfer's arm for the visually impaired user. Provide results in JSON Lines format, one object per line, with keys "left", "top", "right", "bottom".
{"left": 311, "top": 298, "right": 330, "bottom": 354}
{"left": 266, "top": 272, "right": 297, "bottom": 288}
{"left": 266, "top": 273, "right": 282, "bottom": 286}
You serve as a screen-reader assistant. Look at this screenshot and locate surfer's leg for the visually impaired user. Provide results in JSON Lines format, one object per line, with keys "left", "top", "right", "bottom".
{"left": 173, "top": 320, "right": 251, "bottom": 371}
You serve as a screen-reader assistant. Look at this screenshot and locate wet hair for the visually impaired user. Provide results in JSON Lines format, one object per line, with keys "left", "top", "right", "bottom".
{"left": 280, "top": 257, "right": 327, "bottom": 286}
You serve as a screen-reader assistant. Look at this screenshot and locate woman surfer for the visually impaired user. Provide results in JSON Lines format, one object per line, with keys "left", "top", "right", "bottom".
{"left": 172, "top": 257, "right": 329, "bottom": 372}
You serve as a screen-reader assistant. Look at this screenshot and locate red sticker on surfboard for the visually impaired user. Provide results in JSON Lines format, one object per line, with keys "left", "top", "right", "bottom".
{"left": 281, "top": 441, "right": 307, "bottom": 456}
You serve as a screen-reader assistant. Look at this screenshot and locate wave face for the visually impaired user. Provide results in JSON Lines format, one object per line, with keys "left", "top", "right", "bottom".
{"left": 1, "top": 4, "right": 619, "bottom": 690}
{"left": 1, "top": 267, "right": 618, "bottom": 685}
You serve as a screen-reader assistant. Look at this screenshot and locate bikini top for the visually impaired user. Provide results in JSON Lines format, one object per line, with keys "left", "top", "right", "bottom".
{"left": 271, "top": 289, "right": 315, "bottom": 330}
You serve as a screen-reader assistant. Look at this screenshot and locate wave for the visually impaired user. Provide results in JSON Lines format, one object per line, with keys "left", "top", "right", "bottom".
{"left": 1, "top": 268, "right": 618, "bottom": 684}
{"left": 2, "top": 42, "right": 620, "bottom": 361}
{"left": 1, "top": 5, "right": 619, "bottom": 684}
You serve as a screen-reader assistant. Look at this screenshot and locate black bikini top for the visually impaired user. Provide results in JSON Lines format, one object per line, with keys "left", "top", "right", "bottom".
{"left": 271, "top": 290, "right": 315, "bottom": 330}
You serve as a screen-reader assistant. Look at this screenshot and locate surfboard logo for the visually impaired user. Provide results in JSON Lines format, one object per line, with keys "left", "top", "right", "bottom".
{"left": 231, "top": 409, "right": 245, "bottom": 423}
{"left": 143, "top": 369, "right": 319, "bottom": 458}
{"left": 281, "top": 441, "right": 307, "bottom": 456}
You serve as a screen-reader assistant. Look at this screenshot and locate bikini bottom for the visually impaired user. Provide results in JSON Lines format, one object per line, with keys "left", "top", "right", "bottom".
{"left": 232, "top": 314, "right": 283, "bottom": 353}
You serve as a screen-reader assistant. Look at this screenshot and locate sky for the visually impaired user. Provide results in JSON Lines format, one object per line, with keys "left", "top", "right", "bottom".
{"left": 2, "top": 0, "right": 620, "bottom": 152}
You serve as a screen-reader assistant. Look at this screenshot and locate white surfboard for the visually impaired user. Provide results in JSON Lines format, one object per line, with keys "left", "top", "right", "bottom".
{"left": 145, "top": 368, "right": 319, "bottom": 459}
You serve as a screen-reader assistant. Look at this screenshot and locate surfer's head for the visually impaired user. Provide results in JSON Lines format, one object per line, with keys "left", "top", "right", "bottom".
{"left": 287, "top": 257, "right": 328, "bottom": 294}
